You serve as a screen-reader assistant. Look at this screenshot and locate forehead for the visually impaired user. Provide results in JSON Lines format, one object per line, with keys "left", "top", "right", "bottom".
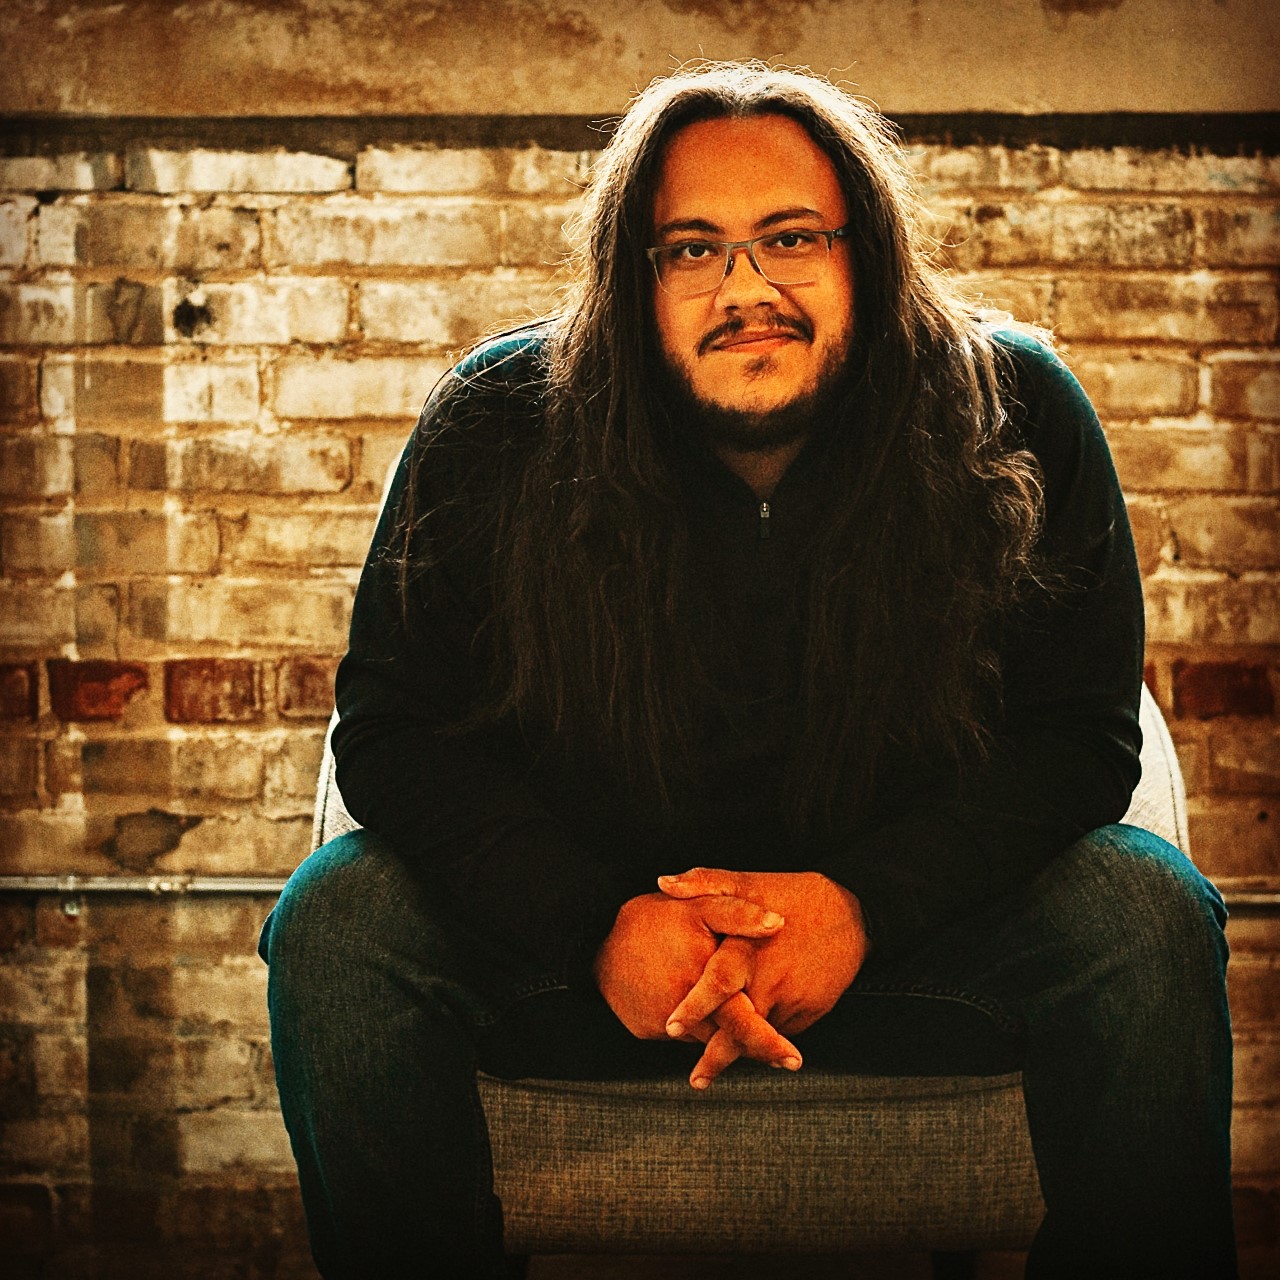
{"left": 652, "top": 113, "right": 847, "bottom": 234}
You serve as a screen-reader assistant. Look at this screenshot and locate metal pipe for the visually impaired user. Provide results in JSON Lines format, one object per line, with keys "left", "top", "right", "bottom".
{"left": 0, "top": 874, "right": 287, "bottom": 894}
{"left": 0, "top": 876, "right": 1277, "bottom": 909}
{"left": 1223, "top": 892, "right": 1280, "bottom": 908}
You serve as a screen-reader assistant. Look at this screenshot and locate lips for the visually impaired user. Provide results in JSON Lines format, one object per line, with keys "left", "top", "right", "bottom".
{"left": 698, "top": 313, "right": 814, "bottom": 356}
{"left": 711, "top": 329, "right": 800, "bottom": 350}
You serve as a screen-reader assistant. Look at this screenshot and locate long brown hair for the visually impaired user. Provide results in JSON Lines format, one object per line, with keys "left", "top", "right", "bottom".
{"left": 402, "top": 62, "right": 1047, "bottom": 831}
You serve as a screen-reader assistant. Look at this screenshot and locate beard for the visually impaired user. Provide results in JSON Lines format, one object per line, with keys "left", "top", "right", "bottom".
{"left": 660, "top": 318, "right": 853, "bottom": 453}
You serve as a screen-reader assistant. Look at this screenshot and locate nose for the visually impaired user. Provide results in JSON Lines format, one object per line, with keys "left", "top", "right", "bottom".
{"left": 716, "top": 245, "right": 781, "bottom": 306}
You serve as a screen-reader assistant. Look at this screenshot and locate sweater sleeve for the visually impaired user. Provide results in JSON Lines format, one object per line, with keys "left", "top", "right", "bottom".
{"left": 330, "top": 346, "right": 631, "bottom": 983}
{"left": 816, "top": 333, "right": 1145, "bottom": 958}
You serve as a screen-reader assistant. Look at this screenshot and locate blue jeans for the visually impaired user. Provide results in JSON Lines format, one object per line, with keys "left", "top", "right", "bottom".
{"left": 259, "top": 824, "right": 1236, "bottom": 1279}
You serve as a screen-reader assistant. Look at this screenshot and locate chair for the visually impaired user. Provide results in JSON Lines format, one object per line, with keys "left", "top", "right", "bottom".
{"left": 309, "top": 468, "right": 1189, "bottom": 1264}
{"left": 310, "top": 684, "right": 1185, "bottom": 1262}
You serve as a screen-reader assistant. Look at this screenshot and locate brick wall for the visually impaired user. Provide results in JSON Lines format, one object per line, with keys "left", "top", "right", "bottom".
{"left": 0, "top": 130, "right": 1277, "bottom": 1276}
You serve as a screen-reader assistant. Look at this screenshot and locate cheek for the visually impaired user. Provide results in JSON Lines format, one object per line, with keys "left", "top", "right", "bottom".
{"left": 829, "top": 269, "right": 856, "bottom": 341}
{"left": 654, "top": 291, "right": 709, "bottom": 361}
{"left": 653, "top": 290, "right": 678, "bottom": 356}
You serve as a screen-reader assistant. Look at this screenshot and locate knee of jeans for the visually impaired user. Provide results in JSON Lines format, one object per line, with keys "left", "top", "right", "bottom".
{"left": 260, "top": 830, "right": 401, "bottom": 970}
{"left": 1065, "top": 823, "right": 1229, "bottom": 978}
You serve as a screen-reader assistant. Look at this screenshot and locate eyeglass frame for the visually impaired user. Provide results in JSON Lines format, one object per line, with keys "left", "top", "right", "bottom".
{"left": 645, "top": 224, "right": 850, "bottom": 297}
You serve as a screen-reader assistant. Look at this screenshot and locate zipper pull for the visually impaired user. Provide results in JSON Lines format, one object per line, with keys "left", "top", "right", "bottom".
{"left": 759, "top": 500, "right": 771, "bottom": 539}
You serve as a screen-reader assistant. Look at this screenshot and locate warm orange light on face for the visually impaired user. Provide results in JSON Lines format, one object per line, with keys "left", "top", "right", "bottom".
{"left": 651, "top": 114, "right": 855, "bottom": 422}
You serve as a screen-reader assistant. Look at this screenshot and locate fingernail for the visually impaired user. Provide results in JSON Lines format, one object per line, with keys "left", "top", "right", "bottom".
{"left": 666, "top": 1020, "right": 685, "bottom": 1038}
{"left": 762, "top": 911, "right": 784, "bottom": 928}
{"left": 782, "top": 1056, "right": 801, "bottom": 1071}
{"left": 657, "top": 875, "right": 680, "bottom": 887}
{"left": 691, "top": 1076, "right": 710, "bottom": 1090}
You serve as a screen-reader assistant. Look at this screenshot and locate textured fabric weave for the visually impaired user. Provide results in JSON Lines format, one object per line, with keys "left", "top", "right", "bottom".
{"left": 481, "top": 1070, "right": 1041, "bottom": 1252}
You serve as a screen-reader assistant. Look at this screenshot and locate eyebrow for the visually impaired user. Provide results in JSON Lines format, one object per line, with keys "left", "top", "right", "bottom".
{"left": 653, "top": 206, "right": 829, "bottom": 241}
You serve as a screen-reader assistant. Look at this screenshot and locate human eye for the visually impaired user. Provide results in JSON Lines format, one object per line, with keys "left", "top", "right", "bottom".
{"left": 764, "top": 229, "right": 822, "bottom": 254}
{"left": 664, "top": 239, "right": 719, "bottom": 266}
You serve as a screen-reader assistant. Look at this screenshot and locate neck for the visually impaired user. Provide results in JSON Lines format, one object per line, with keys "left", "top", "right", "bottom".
{"left": 712, "top": 437, "right": 808, "bottom": 499}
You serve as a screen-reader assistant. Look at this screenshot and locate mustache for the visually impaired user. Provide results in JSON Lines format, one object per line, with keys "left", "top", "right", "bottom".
{"left": 697, "top": 310, "right": 814, "bottom": 357}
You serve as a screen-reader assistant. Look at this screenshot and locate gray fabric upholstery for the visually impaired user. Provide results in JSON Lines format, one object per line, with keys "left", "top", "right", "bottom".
{"left": 484, "top": 1070, "right": 1041, "bottom": 1253}
{"left": 309, "top": 459, "right": 1188, "bottom": 1254}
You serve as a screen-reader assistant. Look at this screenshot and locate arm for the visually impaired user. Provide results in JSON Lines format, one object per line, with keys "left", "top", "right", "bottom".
{"left": 333, "top": 344, "right": 630, "bottom": 982}
{"left": 652, "top": 338, "right": 1140, "bottom": 1082}
{"left": 333, "top": 339, "right": 854, "bottom": 1054}
{"left": 818, "top": 333, "right": 1145, "bottom": 958}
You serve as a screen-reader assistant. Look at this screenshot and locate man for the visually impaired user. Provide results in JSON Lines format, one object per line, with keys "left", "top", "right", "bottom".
{"left": 260, "top": 63, "right": 1235, "bottom": 1278}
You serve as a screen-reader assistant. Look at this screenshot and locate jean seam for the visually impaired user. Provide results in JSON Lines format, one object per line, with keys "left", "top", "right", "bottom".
{"left": 469, "top": 976, "right": 571, "bottom": 1030}
{"left": 853, "top": 980, "right": 1023, "bottom": 1038}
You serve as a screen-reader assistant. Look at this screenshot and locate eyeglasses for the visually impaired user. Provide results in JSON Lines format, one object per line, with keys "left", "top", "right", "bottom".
{"left": 646, "top": 225, "right": 849, "bottom": 298}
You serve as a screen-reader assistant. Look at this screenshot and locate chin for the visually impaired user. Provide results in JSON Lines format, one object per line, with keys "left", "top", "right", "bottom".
{"left": 661, "top": 340, "right": 853, "bottom": 452}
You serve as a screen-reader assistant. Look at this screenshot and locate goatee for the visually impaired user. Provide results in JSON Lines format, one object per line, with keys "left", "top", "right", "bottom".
{"left": 661, "top": 337, "right": 852, "bottom": 454}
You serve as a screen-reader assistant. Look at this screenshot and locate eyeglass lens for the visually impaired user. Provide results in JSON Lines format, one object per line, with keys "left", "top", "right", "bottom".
{"left": 654, "top": 230, "right": 833, "bottom": 296}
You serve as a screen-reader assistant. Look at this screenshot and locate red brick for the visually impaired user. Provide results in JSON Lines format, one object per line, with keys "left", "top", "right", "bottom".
{"left": 0, "top": 662, "right": 38, "bottom": 720}
{"left": 46, "top": 659, "right": 148, "bottom": 722}
{"left": 276, "top": 656, "right": 338, "bottom": 718}
{"left": 1172, "top": 660, "right": 1275, "bottom": 719}
{"left": 163, "top": 658, "right": 260, "bottom": 724}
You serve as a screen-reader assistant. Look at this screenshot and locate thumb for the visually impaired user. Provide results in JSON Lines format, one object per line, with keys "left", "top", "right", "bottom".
{"left": 657, "top": 866, "right": 743, "bottom": 899}
{"left": 694, "top": 895, "right": 784, "bottom": 938}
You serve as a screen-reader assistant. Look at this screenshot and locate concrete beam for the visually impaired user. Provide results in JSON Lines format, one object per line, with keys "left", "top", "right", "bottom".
{"left": 0, "top": 0, "right": 1277, "bottom": 118}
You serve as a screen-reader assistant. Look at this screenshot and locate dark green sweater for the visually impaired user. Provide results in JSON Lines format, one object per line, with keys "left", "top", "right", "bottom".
{"left": 333, "top": 326, "right": 1144, "bottom": 982}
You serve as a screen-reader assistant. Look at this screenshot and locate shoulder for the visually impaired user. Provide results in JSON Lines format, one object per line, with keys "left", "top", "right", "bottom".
{"left": 989, "top": 325, "right": 1109, "bottom": 484}
{"left": 991, "top": 326, "right": 1094, "bottom": 422}
{"left": 412, "top": 321, "right": 552, "bottom": 448}
{"left": 451, "top": 321, "right": 552, "bottom": 394}
{"left": 986, "top": 328, "right": 1126, "bottom": 547}
{"left": 402, "top": 322, "right": 553, "bottom": 504}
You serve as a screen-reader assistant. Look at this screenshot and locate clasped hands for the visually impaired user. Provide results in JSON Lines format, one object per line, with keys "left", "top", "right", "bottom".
{"left": 593, "top": 868, "right": 868, "bottom": 1090}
